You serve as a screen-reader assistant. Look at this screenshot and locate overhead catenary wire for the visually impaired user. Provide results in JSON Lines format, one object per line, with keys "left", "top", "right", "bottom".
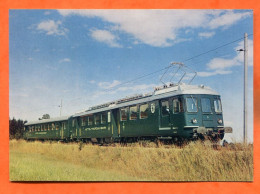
{"left": 101, "top": 34, "right": 253, "bottom": 92}
{"left": 58, "top": 33, "right": 254, "bottom": 112}
{"left": 182, "top": 34, "right": 252, "bottom": 62}
{"left": 17, "top": 34, "right": 253, "bottom": 115}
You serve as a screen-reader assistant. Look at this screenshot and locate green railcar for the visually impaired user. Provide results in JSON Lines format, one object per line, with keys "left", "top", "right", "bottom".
{"left": 24, "top": 116, "right": 70, "bottom": 141}
{"left": 72, "top": 84, "right": 232, "bottom": 142}
{"left": 24, "top": 84, "right": 232, "bottom": 142}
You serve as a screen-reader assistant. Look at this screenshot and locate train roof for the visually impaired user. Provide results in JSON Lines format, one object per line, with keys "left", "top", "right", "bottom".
{"left": 25, "top": 116, "right": 70, "bottom": 126}
{"left": 74, "top": 83, "right": 219, "bottom": 117}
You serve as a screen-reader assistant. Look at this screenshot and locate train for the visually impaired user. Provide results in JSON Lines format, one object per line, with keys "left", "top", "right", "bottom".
{"left": 23, "top": 83, "right": 233, "bottom": 143}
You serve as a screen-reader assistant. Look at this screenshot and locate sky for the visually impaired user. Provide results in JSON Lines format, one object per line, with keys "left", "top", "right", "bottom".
{"left": 9, "top": 9, "right": 253, "bottom": 143}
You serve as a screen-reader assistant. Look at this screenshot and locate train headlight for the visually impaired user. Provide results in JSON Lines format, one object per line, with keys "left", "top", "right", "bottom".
{"left": 218, "top": 119, "right": 223, "bottom": 124}
{"left": 192, "top": 118, "right": 197, "bottom": 124}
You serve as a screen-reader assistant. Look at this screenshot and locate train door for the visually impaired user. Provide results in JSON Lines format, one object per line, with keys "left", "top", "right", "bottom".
{"left": 159, "top": 99, "right": 171, "bottom": 130}
{"left": 71, "top": 118, "right": 78, "bottom": 139}
{"left": 171, "top": 97, "right": 185, "bottom": 130}
{"left": 111, "top": 109, "right": 120, "bottom": 138}
{"left": 201, "top": 96, "right": 214, "bottom": 127}
{"left": 61, "top": 122, "right": 65, "bottom": 139}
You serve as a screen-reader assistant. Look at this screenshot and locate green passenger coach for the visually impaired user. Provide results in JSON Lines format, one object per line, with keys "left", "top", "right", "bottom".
{"left": 24, "top": 116, "right": 70, "bottom": 141}
{"left": 24, "top": 83, "right": 232, "bottom": 143}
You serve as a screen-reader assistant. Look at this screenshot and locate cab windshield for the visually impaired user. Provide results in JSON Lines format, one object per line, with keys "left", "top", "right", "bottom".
{"left": 186, "top": 97, "right": 198, "bottom": 112}
{"left": 214, "top": 99, "right": 222, "bottom": 113}
{"left": 201, "top": 98, "right": 211, "bottom": 113}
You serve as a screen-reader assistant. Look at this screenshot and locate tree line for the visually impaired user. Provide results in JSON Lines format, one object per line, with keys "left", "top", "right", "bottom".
{"left": 9, "top": 117, "right": 27, "bottom": 139}
{"left": 9, "top": 114, "right": 50, "bottom": 139}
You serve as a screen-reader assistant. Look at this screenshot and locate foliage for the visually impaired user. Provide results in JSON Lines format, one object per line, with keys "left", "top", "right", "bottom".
{"left": 9, "top": 140, "right": 253, "bottom": 181}
{"left": 42, "top": 114, "right": 50, "bottom": 119}
{"left": 9, "top": 118, "right": 27, "bottom": 139}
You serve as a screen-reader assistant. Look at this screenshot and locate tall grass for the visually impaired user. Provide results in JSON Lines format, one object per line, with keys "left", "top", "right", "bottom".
{"left": 9, "top": 140, "right": 253, "bottom": 181}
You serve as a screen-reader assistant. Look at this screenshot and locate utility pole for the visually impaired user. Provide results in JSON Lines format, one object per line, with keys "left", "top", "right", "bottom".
{"left": 244, "top": 33, "right": 248, "bottom": 144}
{"left": 59, "top": 99, "right": 62, "bottom": 116}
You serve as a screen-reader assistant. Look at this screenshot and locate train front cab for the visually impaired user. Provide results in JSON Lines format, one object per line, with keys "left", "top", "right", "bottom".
{"left": 160, "top": 94, "right": 232, "bottom": 140}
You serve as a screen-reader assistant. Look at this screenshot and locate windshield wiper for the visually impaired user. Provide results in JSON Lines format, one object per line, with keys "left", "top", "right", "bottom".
{"left": 190, "top": 95, "right": 197, "bottom": 106}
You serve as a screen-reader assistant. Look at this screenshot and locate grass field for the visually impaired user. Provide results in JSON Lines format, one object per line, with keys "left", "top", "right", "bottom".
{"left": 9, "top": 140, "right": 253, "bottom": 181}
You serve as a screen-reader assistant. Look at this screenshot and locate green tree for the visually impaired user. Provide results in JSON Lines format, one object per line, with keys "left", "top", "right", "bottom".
{"left": 9, "top": 117, "right": 26, "bottom": 139}
{"left": 42, "top": 114, "right": 50, "bottom": 119}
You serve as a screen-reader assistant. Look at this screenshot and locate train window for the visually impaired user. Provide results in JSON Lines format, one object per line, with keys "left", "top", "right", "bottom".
{"left": 173, "top": 98, "right": 184, "bottom": 113}
{"left": 107, "top": 112, "right": 111, "bottom": 123}
{"left": 51, "top": 123, "right": 55, "bottom": 130}
{"left": 56, "top": 124, "right": 59, "bottom": 130}
{"left": 186, "top": 97, "right": 198, "bottom": 112}
{"left": 130, "top": 106, "right": 138, "bottom": 120}
{"left": 214, "top": 99, "right": 222, "bottom": 113}
{"left": 101, "top": 112, "right": 106, "bottom": 124}
{"left": 63, "top": 122, "right": 66, "bottom": 129}
{"left": 72, "top": 119, "right": 75, "bottom": 127}
{"left": 120, "top": 108, "right": 128, "bottom": 121}
{"left": 201, "top": 98, "right": 211, "bottom": 113}
{"left": 140, "top": 104, "right": 149, "bottom": 119}
{"left": 88, "top": 116, "right": 93, "bottom": 125}
{"left": 45, "top": 124, "right": 48, "bottom": 131}
{"left": 162, "top": 100, "right": 169, "bottom": 116}
{"left": 95, "top": 114, "right": 101, "bottom": 125}
{"left": 82, "top": 117, "right": 86, "bottom": 126}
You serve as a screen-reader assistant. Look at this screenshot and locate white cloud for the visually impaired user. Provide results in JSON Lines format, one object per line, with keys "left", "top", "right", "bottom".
{"left": 92, "top": 83, "right": 156, "bottom": 99}
{"left": 59, "top": 58, "right": 71, "bottom": 63}
{"left": 235, "top": 39, "right": 253, "bottom": 66}
{"left": 28, "top": 57, "right": 33, "bottom": 61}
{"left": 96, "top": 79, "right": 155, "bottom": 96}
{"left": 45, "top": 65, "right": 58, "bottom": 70}
{"left": 37, "top": 20, "right": 68, "bottom": 36}
{"left": 116, "top": 84, "right": 156, "bottom": 92}
{"left": 198, "top": 39, "right": 253, "bottom": 77}
{"left": 90, "top": 29, "right": 121, "bottom": 48}
{"left": 197, "top": 70, "right": 232, "bottom": 77}
{"left": 198, "top": 32, "right": 215, "bottom": 38}
{"left": 58, "top": 9, "right": 251, "bottom": 47}
{"left": 98, "top": 80, "right": 121, "bottom": 89}
{"left": 89, "top": 80, "right": 96, "bottom": 84}
{"left": 208, "top": 10, "right": 252, "bottom": 29}
{"left": 207, "top": 57, "right": 239, "bottom": 70}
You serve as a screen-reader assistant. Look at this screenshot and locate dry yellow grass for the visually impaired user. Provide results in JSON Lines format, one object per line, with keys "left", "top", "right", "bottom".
{"left": 9, "top": 140, "right": 253, "bottom": 181}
